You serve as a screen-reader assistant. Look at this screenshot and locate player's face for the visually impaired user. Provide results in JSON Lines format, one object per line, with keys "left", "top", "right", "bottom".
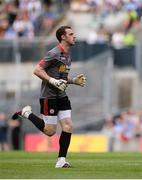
{"left": 64, "top": 28, "right": 76, "bottom": 46}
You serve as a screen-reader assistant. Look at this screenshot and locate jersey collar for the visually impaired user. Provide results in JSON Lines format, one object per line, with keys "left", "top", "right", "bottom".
{"left": 58, "top": 43, "right": 69, "bottom": 55}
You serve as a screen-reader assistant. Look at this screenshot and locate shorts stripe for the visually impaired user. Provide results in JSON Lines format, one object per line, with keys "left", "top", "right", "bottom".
{"left": 43, "top": 98, "right": 48, "bottom": 115}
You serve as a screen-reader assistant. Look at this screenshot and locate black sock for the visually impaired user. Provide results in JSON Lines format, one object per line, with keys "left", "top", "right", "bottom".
{"left": 28, "top": 113, "right": 45, "bottom": 132}
{"left": 58, "top": 131, "right": 72, "bottom": 158}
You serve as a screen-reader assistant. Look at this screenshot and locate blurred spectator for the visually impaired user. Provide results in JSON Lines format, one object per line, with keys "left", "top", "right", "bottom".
{"left": 125, "top": 9, "right": 138, "bottom": 31}
{"left": 19, "top": 0, "right": 29, "bottom": 10}
{"left": 70, "top": 0, "right": 90, "bottom": 12}
{"left": 87, "top": 24, "right": 109, "bottom": 44}
{"left": 0, "top": 112, "right": 9, "bottom": 151}
{"left": 5, "top": 0, "right": 19, "bottom": 26}
{"left": 4, "top": 26, "right": 17, "bottom": 39}
{"left": 39, "top": 9, "right": 57, "bottom": 36}
{"left": 102, "top": 109, "right": 142, "bottom": 152}
{"left": 26, "top": 0, "right": 42, "bottom": 28}
{"left": 136, "top": 1, "right": 142, "bottom": 20}
{"left": 114, "top": 112, "right": 135, "bottom": 142}
{"left": 101, "top": 115, "right": 115, "bottom": 151}
{"left": 123, "top": 29, "right": 135, "bottom": 46}
{"left": 127, "top": 110, "right": 141, "bottom": 137}
{"left": 9, "top": 118, "right": 22, "bottom": 150}
{"left": 0, "top": 14, "right": 9, "bottom": 38}
{"left": 87, "top": 29, "right": 99, "bottom": 44}
{"left": 111, "top": 28, "right": 125, "bottom": 49}
{"left": 95, "top": 24, "right": 109, "bottom": 43}
{"left": 12, "top": 10, "right": 35, "bottom": 38}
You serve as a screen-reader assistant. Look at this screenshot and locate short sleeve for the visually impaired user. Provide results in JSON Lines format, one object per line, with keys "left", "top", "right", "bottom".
{"left": 44, "top": 50, "right": 58, "bottom": 62}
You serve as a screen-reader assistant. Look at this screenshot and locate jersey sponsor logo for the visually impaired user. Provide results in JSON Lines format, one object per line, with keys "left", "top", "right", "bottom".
{"left": 58, "top": 64, "right": 70, "bottom": 73}
{"left": 60, "top": 54, "right": 71, "bottom": 64}
{"left": 60, "top": 56, "right": 66, "bottom": 61}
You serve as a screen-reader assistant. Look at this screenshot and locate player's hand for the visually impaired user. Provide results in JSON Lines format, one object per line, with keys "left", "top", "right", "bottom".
{"left": 49, "top": 77, "right": 67, "bottom": 91}
{"left": 72, "top": 74, "right": 87, "bottom": 87}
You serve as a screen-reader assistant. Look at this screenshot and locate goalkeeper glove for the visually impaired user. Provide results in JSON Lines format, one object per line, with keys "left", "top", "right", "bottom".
{"left": 72, "top": 74, "right": 87, "bottom": 87}
{"left": 49, "top": 77, "right": 67, "bottom": 91}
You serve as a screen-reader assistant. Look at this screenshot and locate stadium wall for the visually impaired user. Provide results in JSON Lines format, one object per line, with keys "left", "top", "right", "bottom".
{"left": 24, "top": 133, "right": 141, "bottom": 152}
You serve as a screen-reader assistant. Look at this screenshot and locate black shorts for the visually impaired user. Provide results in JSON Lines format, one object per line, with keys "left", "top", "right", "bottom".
{"left": 40, "top": 96, "right": 71, "bottom": 116}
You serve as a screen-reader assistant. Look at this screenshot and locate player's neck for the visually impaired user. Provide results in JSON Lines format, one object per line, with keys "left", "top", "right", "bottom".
{"left": 59, "top": 42, "right": 70, "bottom": 54}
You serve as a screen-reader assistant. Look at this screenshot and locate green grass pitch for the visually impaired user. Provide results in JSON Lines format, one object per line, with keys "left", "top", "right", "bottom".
{"left": 0, "top": 151, "right": 142, "bottom": 179}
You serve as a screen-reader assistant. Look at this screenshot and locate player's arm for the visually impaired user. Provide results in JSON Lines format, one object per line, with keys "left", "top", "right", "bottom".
{"left": 33, "top": 60, "right": 51, "bottom": 81}
{"left": 33, "top": 59, "right": 67, "bottom": 91}
{"left": 67, "top": 74, "right": 87, "bottom": 87}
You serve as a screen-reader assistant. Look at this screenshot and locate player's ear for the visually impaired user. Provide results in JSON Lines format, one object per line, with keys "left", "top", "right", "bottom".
{"left": 61, "top": 34, "right": 66, "bottom": 40}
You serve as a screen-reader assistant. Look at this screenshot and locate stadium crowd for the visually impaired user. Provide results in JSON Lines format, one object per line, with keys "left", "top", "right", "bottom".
{"left": 102, "top": 109, "right": 142, "bottom": 151}
{"left": 0, "top": 0, "right": 141, "bottom": 45}
{"left": 0, "top": 0, "right": 68, "bottom": 39}
{"left": 71, "top": 0, "right": 142, "bottom": 48}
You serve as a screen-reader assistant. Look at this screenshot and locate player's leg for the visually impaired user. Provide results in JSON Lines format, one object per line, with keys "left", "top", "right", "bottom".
{"left": 55, "top": 116, "right": 73, "bottom": 168}
{"left": 41, "top": 115, "right": 57, "bottom": 136}
{"left": 40, "top": 98, "right": 58, "bottom": 136}
{"left": 12, "top": 106, "right": 45, "bottom": 133}
{"left": 55, "top": 96, "right": 73, "bottom": 168}
{"left": 12, "top": 98, "right": 58, "bottom": 136}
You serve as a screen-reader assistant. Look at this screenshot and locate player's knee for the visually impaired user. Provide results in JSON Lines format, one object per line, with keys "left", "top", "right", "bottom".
{"left": 44, "top": 129, "right": 56, "bottom": 136}
{"left": 43, "top": 126, "right": 56, "bottom": 136}
{"left": 63, "top": 122, "right": 73, "bottom": 133}
{"left": 47, "top": 131, "right": 56, "bottom": 137}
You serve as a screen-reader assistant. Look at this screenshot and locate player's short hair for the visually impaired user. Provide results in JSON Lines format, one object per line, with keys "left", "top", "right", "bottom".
{"left": 56, "top": 26, "right": 72, "bottom": 42}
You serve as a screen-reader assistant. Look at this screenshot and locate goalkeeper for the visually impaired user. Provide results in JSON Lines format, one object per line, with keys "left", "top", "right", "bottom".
{"left": 12, "top": 26, "right": 86, "bottom": 168}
